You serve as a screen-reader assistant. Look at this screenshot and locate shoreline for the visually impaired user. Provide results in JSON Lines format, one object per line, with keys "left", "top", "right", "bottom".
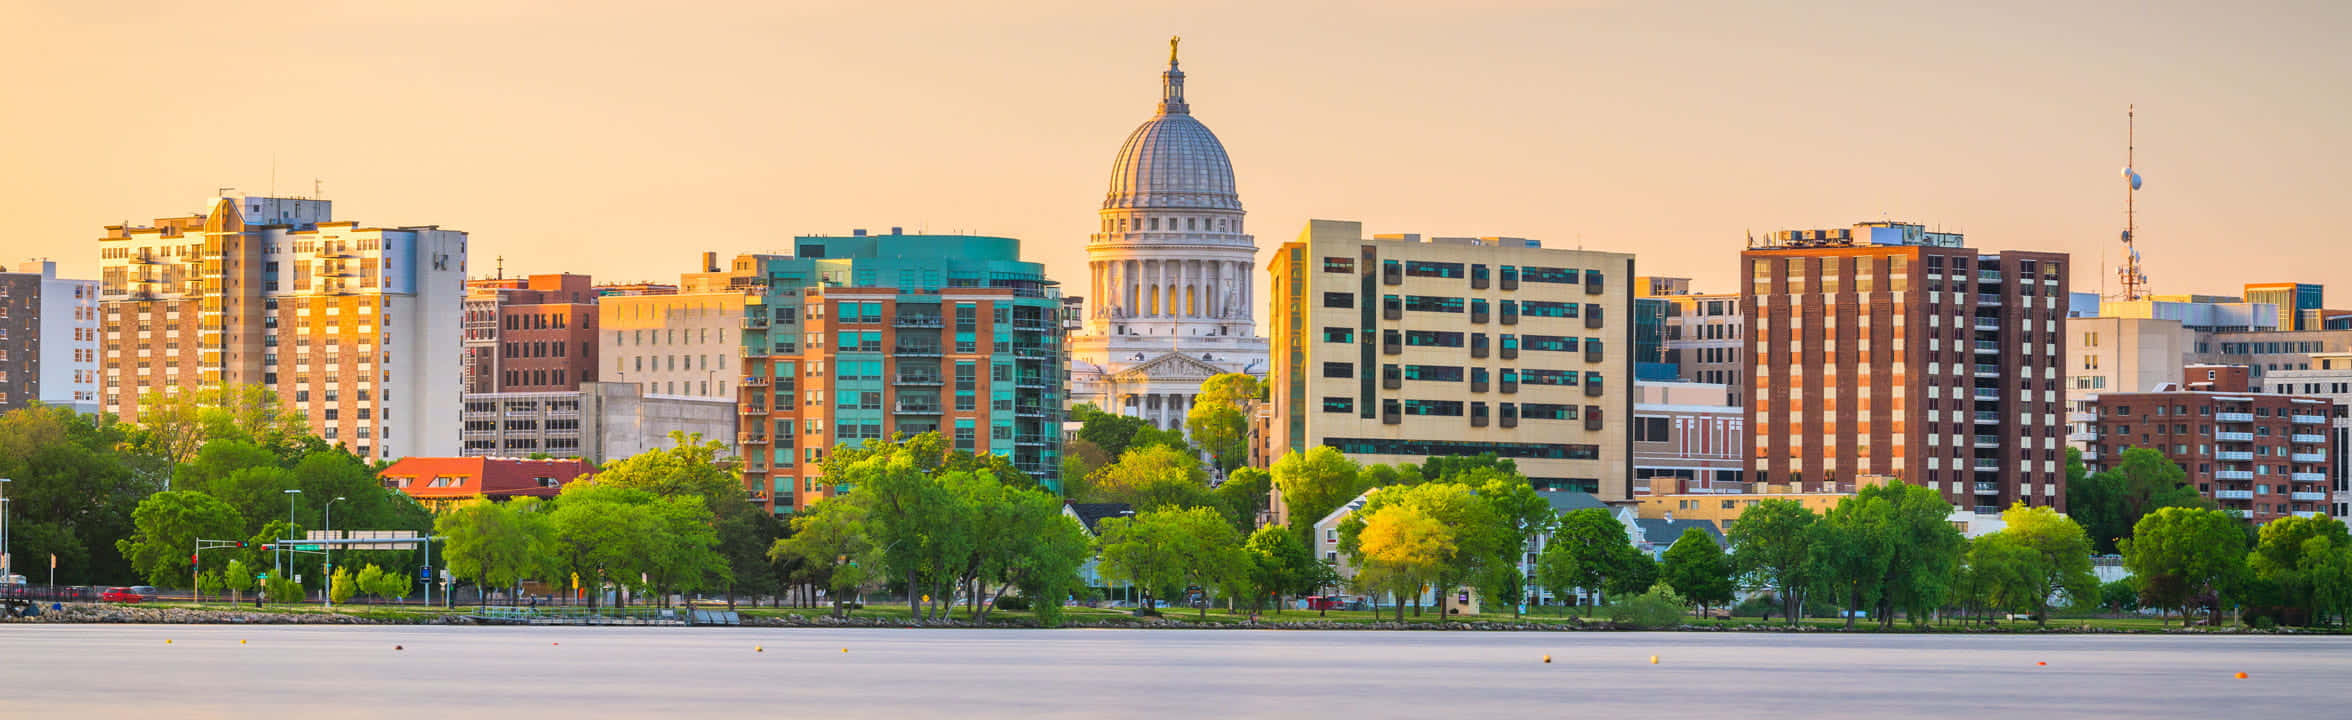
{"left": 3, "top": 603, "right": 2332, "bottom": 635}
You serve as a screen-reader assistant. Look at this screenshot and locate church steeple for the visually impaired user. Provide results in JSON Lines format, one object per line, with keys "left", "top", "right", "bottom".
{"left": 1159, "top": 35, "right": 1188, "bottom": 115}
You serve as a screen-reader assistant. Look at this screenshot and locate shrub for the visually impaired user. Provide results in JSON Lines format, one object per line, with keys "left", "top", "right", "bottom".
{"left": 1605, "top": 582, "right": 1688, "bottom": 628}
{"left": 993, "top": 595, "right": 1031, "bottom": 612}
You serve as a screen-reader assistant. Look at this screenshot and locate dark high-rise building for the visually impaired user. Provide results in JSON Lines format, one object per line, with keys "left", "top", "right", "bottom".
{"left": 1742, "top": 222, "right": 2070, "bottom": 513}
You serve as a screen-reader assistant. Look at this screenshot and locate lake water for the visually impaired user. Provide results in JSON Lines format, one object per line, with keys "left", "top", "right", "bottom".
{"left": 1, "top": 625, "right": 2345, "bottom": 718}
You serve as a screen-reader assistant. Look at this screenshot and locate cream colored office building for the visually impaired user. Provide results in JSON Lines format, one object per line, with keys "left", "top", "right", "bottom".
{"left": 1267, "top": 219, "right": 1635, "bottom": 500}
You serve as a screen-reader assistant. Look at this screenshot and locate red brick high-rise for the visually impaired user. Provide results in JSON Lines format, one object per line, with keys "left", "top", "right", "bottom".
{"left": 462, "top": 273, "right": 599, "bottom": 393}
{"left": 1742, "top": 222, "right": 2070, "bottom": 513}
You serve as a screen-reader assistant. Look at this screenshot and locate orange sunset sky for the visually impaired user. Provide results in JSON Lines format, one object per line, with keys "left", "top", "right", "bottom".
{"left": 4, "top": 0, "right": 2346, "bottom": 317}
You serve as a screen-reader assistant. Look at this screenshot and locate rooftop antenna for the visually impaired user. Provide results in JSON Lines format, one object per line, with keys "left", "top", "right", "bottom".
{"left": 2115, "top": 105, "right": 2148, "bottom": 301}
{"left": 314, "top": 178, "right": 324, "bottom": 200}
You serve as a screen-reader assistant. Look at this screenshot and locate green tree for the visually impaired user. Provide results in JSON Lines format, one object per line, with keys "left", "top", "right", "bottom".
{"left": 1606, "top": 582, "right": 1689, "bottom": 628}
{"left": 1660, "top": 527, "right": 1734, "bottom": 617}
{"left": 2248, "top": 514, "right": 2352, "bottom": 626}
{"left": 116, "top": 490, "right": 246, "bottom": 588}
{"left": 1242, "top": 525, "right": 1319, "bottom": 614}
{"left": 545, "top": 482, "right": 722, "bottom": 608}
{"left": 1185, "top": 374, "right": 1262, "bottom": 472}
{"left": 1097, "top": 506, "right": 1247, "bottom": 619}
{"left": 1351, "top": 503, "right": 1452, "bottom": 621}
{"left": 1963, "top": 534, "right": 2039, "bottom": 622}
{"left": 1813, "top": 481, "right": 1962, "bottom": 629}
{"left": 1086, "top": 444, "right": 1214, "bottom": 512}
{"left": 1728, "top": 499, "right": 1817, "bottom": 624}
{"left": 994, "top": 494, "right": 1092, "bottom": 626}
{"left": 2097, "top": 577, "right": 2140, "bottom": 616}
{"left": 1337, "top": 482, "right": 1511, "bottom": 620}
{"left": 0, "top": 406, "right": 160, "bottom": 585}
{"left": 355, "top": 564, "right": 388, "bottom": 603}
{"left": 1212, "top": 467, "right": 1272, "bottom": 533}
{"left": 2068, "top": 447, "right": 2213, "bottom": 553}
{"left": 768, "top": 495, "right": 874, "bottom": 618}
{"left": 1272, "top": 446, "right": 1366, "bottom": 543}
{"left": 329, "top": 566, "right": 357, "bottom": 605}
{"left": 842, "top": 452, "right": 969, "bottom": 620}
{"left": 221, "top": 559, "right": 257, "bottom": 604}
{"left": 135, "top": 383, "right": 311, "bottom": 477}
{"left": 1534, "top": 507, "right": 1643, "bottom": 616}
{"left": 2121, "top": 506, "right": 2248, "bottom": 626}
{"left": 436, "top": 496, "right": 554, "bottom": 606}
{"left": 1989, "top": 503, "right": 2099, "bottom": 627}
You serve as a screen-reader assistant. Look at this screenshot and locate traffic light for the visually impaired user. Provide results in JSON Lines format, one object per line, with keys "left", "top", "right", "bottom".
{"left": 260, "top": 544, "right": 273, "bottom": 552}
{"left": 236, "top": 541, "right": 247, "bottom": 549}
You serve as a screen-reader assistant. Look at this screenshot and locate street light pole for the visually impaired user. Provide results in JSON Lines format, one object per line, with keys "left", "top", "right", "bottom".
{"left": 323, "top": 496, "right": 345, "bottom": 607}
{"left": 282, "top": 489, "right": 302, "bottom": 585}
{"left": 2, "top": 477, "right": 14, "bottom": 583}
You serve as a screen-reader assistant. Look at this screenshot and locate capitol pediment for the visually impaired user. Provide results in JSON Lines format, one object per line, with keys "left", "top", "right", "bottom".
{"left": 1111, "top": 352, "right": 1227, "bottom": 383}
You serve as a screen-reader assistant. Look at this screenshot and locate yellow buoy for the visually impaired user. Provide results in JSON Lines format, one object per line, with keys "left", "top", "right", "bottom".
{"left": 841, "top": 648, "right": 849, "bottom": 653}
{"left": 756, "top": 646, "right": 764, "bottom": 652}
{"left": 1649, "top": 655, "right": 1659, "bottom": 665}
{"left": 165, "top": 639, "right": 173, "bottom": 644}
{"left": 1542, "top": 655, "right": 1551, "bottom": 663}
{"left": 239, "top": 640, "right": 248, "bottom": 645}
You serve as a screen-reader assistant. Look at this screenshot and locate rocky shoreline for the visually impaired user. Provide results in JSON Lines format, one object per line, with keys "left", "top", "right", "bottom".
{"left": 2, "top": 604, "right": 2320, "bottom": 634}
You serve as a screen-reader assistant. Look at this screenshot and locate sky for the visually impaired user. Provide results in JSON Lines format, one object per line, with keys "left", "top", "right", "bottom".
{"left": 4, "top": 0, "right": 2347, "bottom": 317}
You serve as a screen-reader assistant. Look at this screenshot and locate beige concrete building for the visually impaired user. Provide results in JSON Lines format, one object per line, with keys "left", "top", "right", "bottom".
{"left": 1267, "top": 219, "right": 1635, "bottom": 499}
{"left": 96, "top": 195, "right": 466, "bottom": 461}
{"left": 1637, "top": 278, "right": 1744, "bottom": 392}
{"left": 1633, "top": 381, "right": 1744, "bottom": 493}
{"left": 2066, "top": 316, "right": 2193, "bottom": 396}
{"left": 599, "top": 289, "right": 750, "bottom": 402}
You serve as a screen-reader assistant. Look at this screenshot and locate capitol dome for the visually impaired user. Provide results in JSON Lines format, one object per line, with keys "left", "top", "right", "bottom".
{"left": 1102, "top": 50, "right": 1241, "bottom": 211}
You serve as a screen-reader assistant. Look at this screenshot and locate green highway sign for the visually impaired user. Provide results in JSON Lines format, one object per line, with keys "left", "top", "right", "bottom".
{"left": 294, "top": 545, "right": 324, "bottom": 551}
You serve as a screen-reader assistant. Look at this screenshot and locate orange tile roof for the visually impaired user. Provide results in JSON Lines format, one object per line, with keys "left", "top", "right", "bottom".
{"left": 380, "top": 457, "right": 597, "bottom": 501}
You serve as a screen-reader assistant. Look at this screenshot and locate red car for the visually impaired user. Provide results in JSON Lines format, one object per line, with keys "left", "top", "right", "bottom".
{"left": 101, "top": 587, "right": 144, "bottom": 603}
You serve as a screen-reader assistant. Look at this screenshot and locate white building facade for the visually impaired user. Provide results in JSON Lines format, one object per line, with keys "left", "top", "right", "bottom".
{"left": 13, "top": 261, "right": 100, "bottom": 413}
{"left": 1067, "top": 41, "right": 1269, "bottom": 428}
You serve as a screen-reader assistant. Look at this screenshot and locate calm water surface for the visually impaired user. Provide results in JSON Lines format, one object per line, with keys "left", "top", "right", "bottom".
{"left": 2, "top": 625, "right": 2345, "bottom": 718}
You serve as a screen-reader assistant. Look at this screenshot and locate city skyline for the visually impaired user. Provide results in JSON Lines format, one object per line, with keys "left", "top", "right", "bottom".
{"left": 6, "top": 1, "right": 2349, "bottom": 320}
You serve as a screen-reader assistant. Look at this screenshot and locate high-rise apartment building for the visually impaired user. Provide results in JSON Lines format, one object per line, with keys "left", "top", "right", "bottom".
{"left": 723, "top": 231, "right": 1065, "bottom": 513}
{"left": 1742, "top": 222, "right": 2069, "bottom": 513}
{"left": 2244, "top": 282, "right": 2323, "bottom": 332}
{"left": 1268, "top": 220, "right": 1635, "bottom": 499}
{"left": 1637, "top": 276, "right": 1744, "bottom": 394}
{"left": 2087, "top": 389, "right": 2335, "bottom": 523}
{"left": 0, "top": 261, "right": 100, "bottom": 413}
{"left": 463, "top": 273, "right": 600, "bottom": 394}
{"left": 2263, "top": 352, "right": 2352, "bottom": 518}
{"left": 96, "top": 196, "right": 465, "bottom": 460}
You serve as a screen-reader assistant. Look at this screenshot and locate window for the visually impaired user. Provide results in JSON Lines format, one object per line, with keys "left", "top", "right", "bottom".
{"left": 1633, "top": 416, "right": 1669, "bottom": 440}
{"left": 1521, "top": 267, "right": 1580, "bottom": 284}
{"left": 1322, "top": 362, "right": 1354, "bottom": 379}
{"left": 1522, "top": 335, "right": 1578, "bottom": 352}
{"left": 1522, "top": 369, "right": 1578, "bottom": 386}
{"left": 1403, "top": 400, "right": 1464, "bottom": 416}
{"left": 1322, "top": 437, "right": 1599, "bottom": 460}
{"left": 1404, "top": 261, "right": 1465, "bottom": 278}
{"left": 1323, "top": 257, "right": 1355, "bottom": 274}
{"left": 1322, "top": 327, "right": 1355, "bottom": 343}
{"left": 1404, "top": 330, "right": 1464, "bottom": 347}
{"left": 1403, "top": 365, "right": 1463, "bottom": 382}
{"left": 1521, "top": 301, "right": 1578, "bottom": 318}
{"left": 1405, "top": 295, "right": 1464, "bottom": 313}
{"left": 1521, "top": 404, "right": 1578, "bottom": 420}
{"left": 1322, "top": 397, "right": 1354, "bottom": 413}
{"left": 1322, "top": 292, "right": 1355, "bottom": 309}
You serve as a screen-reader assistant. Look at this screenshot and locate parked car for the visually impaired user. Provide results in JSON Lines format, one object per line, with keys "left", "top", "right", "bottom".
{"left": 101, "top": 587, "right": 144, "bottom": 603}
{"left": 129, "top": 586, "right": 162, "bottom": 602}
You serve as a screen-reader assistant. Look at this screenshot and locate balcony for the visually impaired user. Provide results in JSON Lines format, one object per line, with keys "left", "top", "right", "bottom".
{"left": 1974, "top": 364, "right": 2002, "bottom": 378}
{"left": 1972, "top": 411, "right": 2000, "bottom": 424}
{"left": 2081, "top": 447, "right": 2100, "bottom": 460}
{"left": 2215, "top": 489, "right": 2254, "bottom": 500}
{"left": 2292, "top": 491, "right": 2330, "bottom": 502}
{"left": 2065, "top": 431, "right": 2095, "bottom": 443}
{"left": 1016, "top": 375, "right": 1048, "bottom": 388}
{"left": 2293, "top": 511, "right": 2325, "bottom": 519}
{"left": 1972, "top": 388, "right": 2001, "bottom": 401}
{"left": 2292, "top": 472, "right": 2327, "bottom": 483}
{"left": 2293, "top": 414, "right": 2327, "bottom": 425}
{"left": 1974, "top": 435, "right": 2002, "bottom": 448}
{"left": 1972, "top": 341, "right": 2000, "bottom": 354}
{"left": 2293, "top": 433, "right": 2328, "bottom": 444}
{"left": 1974, "top": 482, "right": 2001, "bottom": 494}
{"left": 894, "top": 403, "right": 943, "bottom": 414}
{"left": 739, "top": 434, "right": 770, "bottom": 446}
{"left": 2216, "top": 412, "right": 2255, "bottom": 423}
{"left": 1976, "top": 293, "right": 2003, "bottom": 305}
{"left": 1976, "top": 270, "right": 2004, "bottom": 283}
{"left": 893, "top": 345, "right": 943, "bottom": 357}
{"left": 2215, "top": 451, "right": 2254, "bottom": 462}
{"left": 1972, "top": 461, "right": 2002, "bottom": 472}
{"left": 2294, "top": 452, "right": 2327, "bottom": 463}
{"left": 743, "top": 316, "right": 770, "bottom": 329}
{"left": 1973, "top": 318, "right": 2002, "bottom": 331}
{"left": 2215, "top": 470, "right": 2255, "bottom": 481}
{"left": 2067, "top": 412, "right": 2098, "bottom": 423}
{"left": 2216, "top": 431, "right": 2255, "bottom": 442}
{"left": 893, "top": 374, "right": 944, "bottom": 386}
{"left": 1014, "top": 405, "right": 1047, "bottom": 417}
{"left": 894, "top": 315, "right": 944, "bottom": 328}
{"left": 742, "top": 375, "right": 770, "bottom": 387}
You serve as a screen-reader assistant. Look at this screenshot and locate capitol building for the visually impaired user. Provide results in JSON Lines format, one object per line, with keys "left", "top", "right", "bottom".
{"left": 1067, "top": 40, "right": 1269, "bottom": 428}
